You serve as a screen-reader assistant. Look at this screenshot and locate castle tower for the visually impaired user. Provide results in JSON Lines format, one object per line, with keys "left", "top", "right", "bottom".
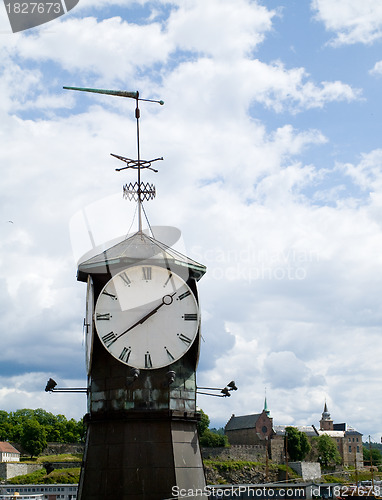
{"left": 320, "top": 401, "right": 334, "bottom": 431}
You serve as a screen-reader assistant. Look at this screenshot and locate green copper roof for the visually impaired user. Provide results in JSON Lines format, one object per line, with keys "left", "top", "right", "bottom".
{"left": 264, "top": 396, "right": 270, "bottom": 415}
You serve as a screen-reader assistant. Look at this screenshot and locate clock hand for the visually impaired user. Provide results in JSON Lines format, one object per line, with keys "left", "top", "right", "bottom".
{"left": 107, "top": 292, "right": 176, "bottom": 347}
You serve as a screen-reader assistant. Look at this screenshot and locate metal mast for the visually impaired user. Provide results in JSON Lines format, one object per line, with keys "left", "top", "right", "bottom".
{"left": 63, "top": 86, "right": 164, "bottom": 233}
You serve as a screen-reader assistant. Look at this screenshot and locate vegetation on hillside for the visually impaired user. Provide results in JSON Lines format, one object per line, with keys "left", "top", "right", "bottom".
{"left": 8, "top": 467, "right": 80, "bottom": 484}
{"left": 0, "top": 409, "right": 85, "bottom": 445}
{"left": 22, "top": 453, "right": 83, "bottom": 464}
{"left": 363, "top": 445, "right": 382, "bottom": 466}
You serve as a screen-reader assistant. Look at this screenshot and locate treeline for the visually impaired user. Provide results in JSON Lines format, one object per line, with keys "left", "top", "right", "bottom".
{"left": 197, "top": 410, "right": 228, "bottom": 447}
{"left": 0, "top": 409, "right": 85, "bottom": 444}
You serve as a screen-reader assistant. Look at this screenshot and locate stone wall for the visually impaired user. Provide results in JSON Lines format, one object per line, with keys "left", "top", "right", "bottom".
{"left": 289, "top": 461, "right": 321, "bottom": 481}
{"left": 202, "top": 444, "right": 266, "bottom": 462}
{"left": 0, "top": 462, "right": 43, "bottom": 480}
{"left": 11, "top": 442, "right": 84, "bottom": 456}
{"left": 270, "top": 436, "right": 285, "bottom": 463}
{"left": 42, "top": 442, "right": 84, "bottom": 455}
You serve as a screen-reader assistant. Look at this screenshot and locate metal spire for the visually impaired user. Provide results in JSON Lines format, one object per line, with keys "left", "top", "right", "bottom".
{"left": 63, "top": 86, "right": 164, "bottom": 234}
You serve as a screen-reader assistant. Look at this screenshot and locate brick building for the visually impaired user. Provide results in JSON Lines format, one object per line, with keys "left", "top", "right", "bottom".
{"left": 225, "top": 398, "right": 273, "bottom": 446}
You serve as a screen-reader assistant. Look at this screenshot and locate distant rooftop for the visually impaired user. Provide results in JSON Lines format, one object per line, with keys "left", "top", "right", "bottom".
{"left": 0, "top": 442, "right": 20, "bottom": 454}
{"left": 273, "top": 425, "right": 319, "bottom": 437}
{"left": 225, "top": 414, "right": 262, "bottom": 431}
{"left": 333, "top": 423, "right": 361, "bottom": 434}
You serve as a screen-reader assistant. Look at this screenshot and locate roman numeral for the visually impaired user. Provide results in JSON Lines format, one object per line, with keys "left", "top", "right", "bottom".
{"left": 178, "top": 333, "right": 192, "bottom": 345}
{"left": 165, "top": 347, "right": 175, "bottom": 361}
{"left": 102, "top": 290, "right": 117, "bottom": 300}
{"left": 145, "top": 352, "right": 152, "bottom": 368}
{"left": 102, "top": 332, "right": 117, "bottom": 348}
{"left": 119, "top": 347, "right": 131, "bottom": 363}
{"left": 183, "top": 313, "right": 197, "bottom": 321}
{"left": 120, "top": 272, "right": 131, "bottom": 286}
{"left": 96, "top": 313, "right": 111, "bottom": 321}
{"left": 142, "top": 266, "right": 152, "bottom": 280}
{"left": 178, "top": 290, "right": 191, "bottom": 301}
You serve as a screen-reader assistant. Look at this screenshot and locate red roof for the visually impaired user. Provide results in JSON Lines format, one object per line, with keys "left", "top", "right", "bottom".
{"left": 0, "top": 442, "right": 20, "bottom": 454}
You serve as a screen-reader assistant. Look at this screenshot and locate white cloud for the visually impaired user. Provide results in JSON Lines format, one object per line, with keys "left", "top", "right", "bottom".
{"left": 312, "top": 0, "right": 382, "bottom": 46}
{"left": 370, "top": 60, "right": 382, "bottom": 76}
{"left": 341, "top": 149, "right": 382, "bottom": 189}
{"left": 165, "top": 0, "right": 275, "bottom": 59}
{"left": 0, "top": 374, "right": 87, "bottom": 420}
{"left": 7, "top": 16, "right": 170, "bottom": 81}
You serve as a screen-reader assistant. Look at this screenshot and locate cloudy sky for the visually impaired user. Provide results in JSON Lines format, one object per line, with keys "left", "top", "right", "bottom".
{"left": 1, "top": 0, "right": 382, "bottom": 440}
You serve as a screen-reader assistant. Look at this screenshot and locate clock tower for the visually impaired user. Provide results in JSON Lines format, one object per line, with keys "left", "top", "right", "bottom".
{"left": 68, "top": 87, "right": 207, "bottom": 500}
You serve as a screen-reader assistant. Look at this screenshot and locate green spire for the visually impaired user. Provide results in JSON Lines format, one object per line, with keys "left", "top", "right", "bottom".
{"left": 264, "top": 395, "right": 270, "bottom": 416}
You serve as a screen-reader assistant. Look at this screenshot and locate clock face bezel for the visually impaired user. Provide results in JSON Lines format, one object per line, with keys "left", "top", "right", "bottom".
{"left": 85, "top": 275, "right": 94, "bottom": 374}
{"left": 94, "top": 264, "right": 200, "bottom": 370}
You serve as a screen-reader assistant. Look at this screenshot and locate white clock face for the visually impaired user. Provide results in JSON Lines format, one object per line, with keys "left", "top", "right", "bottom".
{"left": 94, "top": 265, "right": 200, "bottom": 369}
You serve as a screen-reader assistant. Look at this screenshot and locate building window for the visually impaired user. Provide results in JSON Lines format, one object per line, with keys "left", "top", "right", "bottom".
{"left": 349, "top": 445, "right": 352, "bottom": 453}
{"left": 357, "top": 446, "right": 360, "bottom": 453}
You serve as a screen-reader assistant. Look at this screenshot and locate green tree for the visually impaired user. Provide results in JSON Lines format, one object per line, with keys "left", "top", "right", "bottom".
{"left": 197, "top": 409, "right": 210, "bottom": 437}
{"left": 363, "top": 446, "right": 382, "bottom": 466}
{"left": 285, "top": 427, "right": 311, "bottom": 461}
{"left": 316, "top": 434, "right": 342, "bottom": 468}
{"left": 199, "top": 429, "right": 229, "bottom": 447}
{"left": 20, "top": 419, "right": 47, "bottom": 459}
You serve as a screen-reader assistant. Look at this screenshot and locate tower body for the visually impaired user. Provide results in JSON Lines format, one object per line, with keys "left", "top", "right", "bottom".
{"left": 77, "top": 232, "right": 206, "bottom": 500}
{"left": 320, "top": 402, "right": 334, "bottom": 431}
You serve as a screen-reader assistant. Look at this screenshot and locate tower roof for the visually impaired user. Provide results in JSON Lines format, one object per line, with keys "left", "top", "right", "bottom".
{"left": 264, "top": 396, "right": 270, "bottom": 416}
{"left": 77, "top": 231, "right": 206, "bottom": 282}
{"left": 321, "top": 401, "right": 332, "bottom": 421}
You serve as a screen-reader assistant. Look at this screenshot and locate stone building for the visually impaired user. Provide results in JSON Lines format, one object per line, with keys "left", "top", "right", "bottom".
{"left": 317, "top": 403, "right": 363, "bottom": 467}
{"left": 224, "top": 401, "right": 363, "bottom": 467}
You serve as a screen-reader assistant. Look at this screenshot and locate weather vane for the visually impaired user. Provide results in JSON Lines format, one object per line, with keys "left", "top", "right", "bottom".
{"left": 63, "top": 86, "right": 164, "bottom": 233}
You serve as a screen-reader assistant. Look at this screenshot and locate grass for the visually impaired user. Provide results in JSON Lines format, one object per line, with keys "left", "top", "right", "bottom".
{"left": 21, "top": 453, "right": 82, "bottom": 464}
{"left": 204, "top": 459, "right": 299, "bottom": 479}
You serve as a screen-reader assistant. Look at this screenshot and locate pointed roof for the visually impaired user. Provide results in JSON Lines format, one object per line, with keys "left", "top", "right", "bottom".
{"left": 264, "top": 396, "right": 270, "bottom": 416}
{"left": 77, "top": 231, "right": 206, "bottom": 282}
{"left": 225, "top": 413, "right": 262, "bottom": 431}
{"left": 321, "top": 400, "right": 332, "bottom": 421}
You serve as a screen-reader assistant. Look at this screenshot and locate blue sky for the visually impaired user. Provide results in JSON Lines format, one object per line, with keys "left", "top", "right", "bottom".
{"left": 1, "top": 0, "right": 382, "bottom": 439}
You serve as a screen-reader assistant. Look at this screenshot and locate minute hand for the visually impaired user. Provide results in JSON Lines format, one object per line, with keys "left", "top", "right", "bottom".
{"left": 113, "top": 292, "right": 177, "bottom": 343}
